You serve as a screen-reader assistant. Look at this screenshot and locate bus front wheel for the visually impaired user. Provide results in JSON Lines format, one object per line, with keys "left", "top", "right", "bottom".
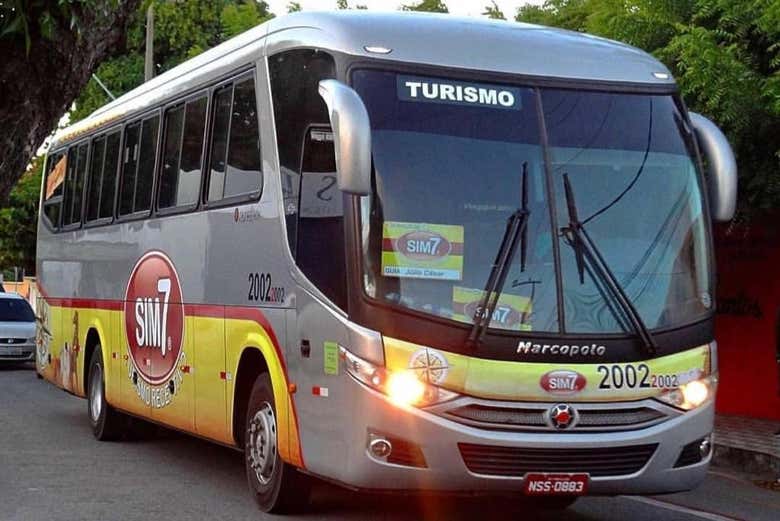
{"left": 245, "top": 373, "right": 310, "bottom": 514}
{"left": 87, "top": 347, "right": 124, "bottom": 441}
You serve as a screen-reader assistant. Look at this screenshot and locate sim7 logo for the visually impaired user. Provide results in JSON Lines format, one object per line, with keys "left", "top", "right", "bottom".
{"left": 124, "top": 251, "right": 186, "bottom": 409}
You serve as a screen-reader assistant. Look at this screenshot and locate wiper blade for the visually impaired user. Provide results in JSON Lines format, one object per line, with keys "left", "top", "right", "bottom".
{"left": 561, "top": 173, "right": 657, "bottom": 357}
{"left": 466, "top": 163, "right": 530, "bottom": 350}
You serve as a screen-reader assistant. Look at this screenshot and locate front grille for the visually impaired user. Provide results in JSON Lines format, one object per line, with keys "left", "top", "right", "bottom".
{"left": 445, "top": 404, "right": 666, "bottom": 432}
{"left": 459, "top": 443, "right": 657, "bottom": 477}
{"left": 0, "top": 338, "right": 27, "bottom": 344}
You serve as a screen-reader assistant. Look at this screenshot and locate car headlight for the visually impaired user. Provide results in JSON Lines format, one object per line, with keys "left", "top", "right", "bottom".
{"left": 655, "top": 374, "right": 717, "bottom": 410}
{"left": 28, "top": 336, "right": 37, "bottom": 343}
{"left": 340, "top": 347, "right": 459, "bottom": 407}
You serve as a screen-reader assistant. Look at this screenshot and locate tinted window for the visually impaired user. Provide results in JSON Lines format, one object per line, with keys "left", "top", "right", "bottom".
{"left": 119, "top": 115, "right": 159, "bottom": 215}
{"left": 135, "top": 115, "right": 160, "bottom": 212}
{"left": 224, "top": 78, "right": 262, "bottom": 198}
{"left": 119, "top": 122, "right": 141, "bottom": 215}
{"left": 159, "top": 105, "right": 185, "bottom": 208}
{"left": 86, "top": 136, "right": 106, "bottom": 221}
{"left": 178, "top": 97, "right": 207, "bottom": 205}
{"left": 159, "top": 96, "right": 206, "bottom": 209}
{"left": 99, "top": 132, "right": 121, "bottom": 219}
{"left": 208, "top": 85, "right": 232, "bottom": 202}
{"left": 0, "top": 298, "right": 35, "bottom": 322}
{"left": 43, "top": 151, "right": 66, "bottom": 228}
{"left": 63, "top": 143, "right": 88, "bottom": 226}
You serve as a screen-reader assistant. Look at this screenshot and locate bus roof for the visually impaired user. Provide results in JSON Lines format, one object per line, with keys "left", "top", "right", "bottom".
{"left": 52, "top": 11, "right": 674, "bottom": 147}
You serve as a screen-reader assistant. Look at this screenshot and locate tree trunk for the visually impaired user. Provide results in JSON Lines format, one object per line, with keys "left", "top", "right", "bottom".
{"left": 0, "top": 1, "right": 141, "bottom": 204}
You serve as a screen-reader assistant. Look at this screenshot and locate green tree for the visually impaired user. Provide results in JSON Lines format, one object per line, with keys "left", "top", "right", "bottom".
{"left": 0, "top": 157, "right": 43, "bottom": 274}
{"left": 70, "top": 1, "right": 274, "bottom": 123}
{"left": 516, "top": 0, "right": 780, "bottom": 212}
{"left": 401, "top": 0, "right": 448, "bottom": 13}
{"left": 287, "top": 1, "right": 301, "bottom": 12}
{"left": 337, "top": 0, "right": 367, "bottom": 8}
{"left": 0, "top": 0, "right": 141, "bottom": 203}
{"left": 483, "top": 1, "right": 505, "bottom": 20}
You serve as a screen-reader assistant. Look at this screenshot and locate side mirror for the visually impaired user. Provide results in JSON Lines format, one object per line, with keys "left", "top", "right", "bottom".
{"left": 689, "top": 112, "right": 737, "bottom": 222}
{"left": 318, "top": 79, "right": 372, "bottom": 196}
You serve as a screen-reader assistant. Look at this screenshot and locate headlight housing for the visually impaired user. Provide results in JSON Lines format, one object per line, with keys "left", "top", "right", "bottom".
{"left": 340, "top": 347, "right": 459, "bottom": 408}
{"left": 655, "top": 374, "right": 717, "bottom": 410}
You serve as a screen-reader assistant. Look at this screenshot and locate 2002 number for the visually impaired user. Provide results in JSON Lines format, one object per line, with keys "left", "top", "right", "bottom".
{"left": 247, "top": 273, "right": 285, "bottom": 303}
{"left": 597, "top": 364, "right": 680, "bottom": 390}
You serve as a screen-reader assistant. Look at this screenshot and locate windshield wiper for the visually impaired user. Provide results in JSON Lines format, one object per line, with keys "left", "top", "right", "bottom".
{"left": 466, "top": 162, "right": 530, "bottom": 350}
{"left": 561, "top": 173, "right": 657, "bottom": 357}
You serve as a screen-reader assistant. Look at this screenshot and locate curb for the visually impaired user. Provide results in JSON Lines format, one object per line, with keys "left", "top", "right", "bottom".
{"left": 712, "top": 443, "right": 780, "bottom": 476}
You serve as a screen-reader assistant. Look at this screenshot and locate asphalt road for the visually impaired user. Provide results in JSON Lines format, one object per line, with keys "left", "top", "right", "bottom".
{"left": 1, "top": 364, "right": 778, "bottom": 521}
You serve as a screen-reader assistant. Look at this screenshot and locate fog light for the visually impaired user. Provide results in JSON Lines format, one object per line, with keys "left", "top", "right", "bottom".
{"left": 699, "top": 436, "right": 712, "bottom": 459}
{"left": 369, "top": 437, "right": 392, "bottom": 459}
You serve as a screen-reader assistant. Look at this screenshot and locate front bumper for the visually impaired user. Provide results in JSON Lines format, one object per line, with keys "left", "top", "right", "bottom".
{"left": 0, "top": 343, "right": 35, "bottom": 362}
{"left": 336, "top": 378, "right": 713, "bottom": 495}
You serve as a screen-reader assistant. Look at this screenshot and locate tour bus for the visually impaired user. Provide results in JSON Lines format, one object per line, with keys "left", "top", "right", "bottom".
{"left": 36, "top": 11, "right": 737, "bottom": 513}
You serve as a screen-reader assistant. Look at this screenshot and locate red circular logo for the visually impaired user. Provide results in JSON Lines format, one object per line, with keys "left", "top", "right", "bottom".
{"left": 124, "top": 251, "right": 184, "bottom": 385}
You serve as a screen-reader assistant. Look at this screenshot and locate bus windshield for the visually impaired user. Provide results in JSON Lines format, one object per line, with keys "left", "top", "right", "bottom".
{"left": 352, "top": 69, "right": 711, "bottom": 335}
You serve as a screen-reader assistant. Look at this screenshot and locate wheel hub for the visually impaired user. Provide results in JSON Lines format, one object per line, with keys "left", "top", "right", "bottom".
{"left": 247, "top": 402, "right": 277, "bottom": 485}
{"left": 89, "top": 364, "right": 103, "bottom": 422}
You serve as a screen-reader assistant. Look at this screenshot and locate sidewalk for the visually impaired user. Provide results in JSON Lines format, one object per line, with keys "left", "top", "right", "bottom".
{"left": 713, "top": 414, "right": 780, "bottom": 476}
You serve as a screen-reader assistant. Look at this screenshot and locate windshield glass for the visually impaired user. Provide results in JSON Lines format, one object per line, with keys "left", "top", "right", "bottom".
{"left": 0, "top": 298, "right": 35, "bottom": 322}
{"left": 352, "top": 69, "right": 711, "bottom": 335}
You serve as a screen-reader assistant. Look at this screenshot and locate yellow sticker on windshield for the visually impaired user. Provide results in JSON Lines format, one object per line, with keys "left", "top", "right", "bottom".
{"left": 453, "top": 286, "right": 533, "bottom": 331}
{"left": 381, "top": 221, "right": 464, "bottom": 281}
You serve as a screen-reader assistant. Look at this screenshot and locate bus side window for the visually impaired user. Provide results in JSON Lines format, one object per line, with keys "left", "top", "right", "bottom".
{"left": 99, "top": 132, "right": 121, "bottom": 219}
{"left": 160, "top": 95, "right": 207, "bottom": 210}
{"left": 119, "top": 122, "right": 141, "bottom": 215}
{"left": 43, "top": 151, "right": 66, "bottom": 229}
{"left": 86, "top": 135, "right": 106, "bottom": 222}
{"left": 62, "top": 143, "right": 88, "bottom": 226}
{"left": 119, "top": 115, "right": 159, "bottom": 216}
{"left": 207, "top": 76, "right": 262, "bottom": 203}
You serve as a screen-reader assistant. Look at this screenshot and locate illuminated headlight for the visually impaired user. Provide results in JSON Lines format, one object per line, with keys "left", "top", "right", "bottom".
{"left": 340, "top": 347, "right": 459, "bottom": 407}
{"left": 656, "top": 375, "right": 717, "bottom": 410}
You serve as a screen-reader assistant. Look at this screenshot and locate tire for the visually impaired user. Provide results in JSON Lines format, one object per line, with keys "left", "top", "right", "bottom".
{"left": 245, "top": 373, "right": 310, "bottom": 514}
{"left": 87, "top": 347, "right": 124, "bottom": 441}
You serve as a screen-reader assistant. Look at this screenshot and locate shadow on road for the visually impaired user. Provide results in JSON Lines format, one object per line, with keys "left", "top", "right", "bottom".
{"left": 122, "top": 422, "right": 594, "bottom": 520}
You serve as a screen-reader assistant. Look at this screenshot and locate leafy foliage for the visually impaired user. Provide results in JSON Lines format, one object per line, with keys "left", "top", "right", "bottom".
{"left": 70, "top": 1, "right": 274, "bottom": 122}
{"left": 287, "top": 1, "right": 301, "bottom": 13}
{"left": 483, "top": 1, "right": 506, "bottom": 20}
{"left": 0, "top": 0, "right": 107, "bottom": 52}
{"left": 401, "top": 0, "right": 448, "bottom": 13}
{"left": 516, "top": 0, "right": 780, "bottom": 211}
{"left": 0, "top": 157, "right": 42, "bottom": 272}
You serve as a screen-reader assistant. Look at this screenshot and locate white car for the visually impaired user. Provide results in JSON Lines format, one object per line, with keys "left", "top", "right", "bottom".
{"left": 0, "top": 293, "right": 37, "bottom": 364}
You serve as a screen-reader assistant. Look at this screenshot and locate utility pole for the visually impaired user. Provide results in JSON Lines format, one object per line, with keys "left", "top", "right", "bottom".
{"left": 144, "top": 4, "right": 155, "bottom": 82}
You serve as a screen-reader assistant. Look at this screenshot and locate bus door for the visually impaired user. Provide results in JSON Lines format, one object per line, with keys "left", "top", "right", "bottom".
{"left": 288, "top": 126, "right": 352, "bottom": 474}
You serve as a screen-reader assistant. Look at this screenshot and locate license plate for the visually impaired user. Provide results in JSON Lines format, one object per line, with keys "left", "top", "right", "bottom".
{"left": 523, "top": 473, "right": 589, "bottom": 496}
